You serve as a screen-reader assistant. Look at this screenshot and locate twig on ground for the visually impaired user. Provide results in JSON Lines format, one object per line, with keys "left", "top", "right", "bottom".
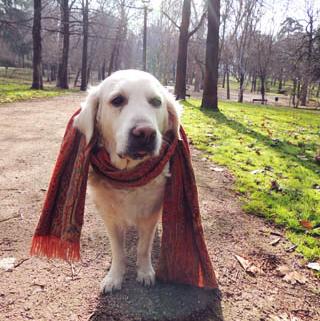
{"left": 0, "top": 214, "right": 20, "bottom": 223}
{"left": 14, "top": 258, "right": 30, "bottom": 268}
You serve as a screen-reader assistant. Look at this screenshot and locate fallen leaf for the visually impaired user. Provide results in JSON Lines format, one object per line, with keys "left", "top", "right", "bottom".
{"left": 0, "top": 257, "right": 16, "bottom": 271}
{"left": 210, "top": 167, "right": 225, "bottom": 172}
{"left": 283, "top": 271, "right": 307, "bottom": 285}
{"left": 277, "top": 265, "right": 291, "bottom": 276}
{"left": 268, "top": 313, "right": 301, "bottom": 321}
{"left": 234, "top": 255, "right": 264, "bottom": 276}
{"left": 299, "top": 220, "right": 313, "bottom": 230}
{"left": 250, "top": 169, "right": 264, "bottom": 175}
{"left": 270, "top": 237, "right": 281, "bottom": 246}
{"left": 307, "top": 262, "right": 320, "bottom": 271}
{"left": 285, "top": 244, "right": 297, "bottom": 252}
{"left": 297, "top": 154, "right": 308, "bottom": 160}
{"left": 270, "top": 180, "right": 282, "bottom": 192}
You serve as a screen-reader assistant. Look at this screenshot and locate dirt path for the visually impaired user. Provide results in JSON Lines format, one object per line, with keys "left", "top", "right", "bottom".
{"left": 0, "top": 94, "right": 319, "bottom": 321}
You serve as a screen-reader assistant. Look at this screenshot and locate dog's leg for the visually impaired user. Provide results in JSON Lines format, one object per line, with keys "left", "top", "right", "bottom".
{"left": 136, "top": 213, "right": 159, "bottom": 286}
{"left": 101, "top": 222, "right": 126, "bottom": 293}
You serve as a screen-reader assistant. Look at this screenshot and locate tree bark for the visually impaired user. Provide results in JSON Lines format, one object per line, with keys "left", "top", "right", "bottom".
{"left": 175, "top": 0, "right": 191, "bottom": 100}
{"left": 300, "top": 12, "right": 314, "bottom": 106}
{"left": 56, "top": 0, "right": 70, "bottom": 89}
{"left": 31, "top": 0, "right": 43, "bottom": 90}
{"left": 80, "top": 0, "right": 89, "bottom": 91}
{"left": 238, "top": 73, "right": 244, "bottom": 103}
{"left": 226, "top": 64, "right": 230, "bottom": 100}
{"left": 222, "top": 66, "right": 226, "bottom": 88}
{"left": 260, "top": 75, "right": 265, "bottom": 103}
{"left": 142, "top": 5, "right": 147, "bottom": 71}
{"left": 101, "top": 59, "right": 106, "bottom": 79}
{"left": 73, "top": 69, "right": 81, "bottom": 87}
{"left": 201, "top": 0, "right": 220, "bottom": 110}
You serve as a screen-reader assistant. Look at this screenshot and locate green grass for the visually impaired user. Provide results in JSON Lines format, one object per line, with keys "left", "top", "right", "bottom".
{"left": 0, "top": 78, "right": 72, "bottom": 104}
{"left": 182, "top": 99, "right": 320, "bottom": 260}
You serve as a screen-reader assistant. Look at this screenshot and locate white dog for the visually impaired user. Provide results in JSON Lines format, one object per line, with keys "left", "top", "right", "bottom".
{"left": 74, "top": 70, "right": 181, "bottom": 293}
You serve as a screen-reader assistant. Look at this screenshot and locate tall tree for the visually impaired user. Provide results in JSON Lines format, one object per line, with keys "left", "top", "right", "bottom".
{"left": 201, "top": 0, "right": 220, "bottom": 110}
{"left": 31, "top": 0, "right": 43, "bottom": 89}
{"left": 56, "top": 0, "right": 72, "bottom": 89}
{"left": 80, "top": 0, "right": 89, "bottom": 91}
{"left": 163, "top": 0, "right": 206, "bottom": 99}
{"left": 175, "top": 0, "right": 205, "bottom": 99}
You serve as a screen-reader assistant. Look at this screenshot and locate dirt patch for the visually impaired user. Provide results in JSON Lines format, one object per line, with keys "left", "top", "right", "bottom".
{"left": 0, "top": 94, "right": 319, "bottom": 321}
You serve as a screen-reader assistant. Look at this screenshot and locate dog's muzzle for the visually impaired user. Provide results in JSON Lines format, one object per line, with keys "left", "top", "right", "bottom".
{"left": 124, "top": 124, "right": 157, "bottom": 159}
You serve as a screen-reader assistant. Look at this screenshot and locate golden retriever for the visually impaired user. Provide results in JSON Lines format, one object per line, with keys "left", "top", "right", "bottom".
{"left": 74, "top": 70, "right": 181, "bottom": 293}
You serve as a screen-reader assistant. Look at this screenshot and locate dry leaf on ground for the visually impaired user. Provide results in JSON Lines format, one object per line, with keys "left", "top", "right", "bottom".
{"left": 234, "top": 255, "right": 264, "bottom": 276}
{"left": 283, "top": 271, "right": 307, "bottom": 285}
{"left": 307, "top": 262, "right": 320, "bottom": 271}
{"left": 299, "top": 220, "right": 313, "bottom": 230}
{"left": 270, "top": 237, "right": 281, "bottom": 246}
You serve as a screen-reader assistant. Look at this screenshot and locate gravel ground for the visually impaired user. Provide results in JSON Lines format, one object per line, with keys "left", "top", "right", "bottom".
{"left": 0, "top": 94, "right": 319, "bottom": 321}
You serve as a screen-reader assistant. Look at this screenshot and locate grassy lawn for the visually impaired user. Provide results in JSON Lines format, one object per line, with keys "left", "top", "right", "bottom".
{"left": 182, "top": 99, "right": 320, "bottom": 261}
{"left": 0, "top": 78, "right": 72, "bottom": 104}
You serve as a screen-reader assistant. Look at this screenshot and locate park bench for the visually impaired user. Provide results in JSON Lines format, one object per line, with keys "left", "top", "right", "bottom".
{"left": 252, "top": 98, "right": 268, "bottom": 104}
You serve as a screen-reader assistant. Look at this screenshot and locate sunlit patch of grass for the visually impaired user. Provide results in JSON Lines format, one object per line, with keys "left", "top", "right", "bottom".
{"left": 182, "top": 99, "right": 320, "bottom": 260}
{"left": 0, "top": 79, "right": 73, "bottom": 104}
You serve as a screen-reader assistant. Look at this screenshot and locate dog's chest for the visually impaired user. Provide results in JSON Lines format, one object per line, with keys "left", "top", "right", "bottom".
{"left": 88, "top": 164, "right": 170, "bottom": 225}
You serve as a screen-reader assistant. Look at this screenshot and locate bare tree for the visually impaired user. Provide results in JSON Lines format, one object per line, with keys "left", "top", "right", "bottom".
{"left": 80, "top": 0, "right": 89, "bottom": 91}
{"left": 31, "top": 0, "right": 43, "bottom": 89}
{"left": 56, "top": 0, "right": 75, "bottom": 89}
{"left": 201, "top": 0, "right": 220, "bottom": 110}
{"left": 163, "top": 0, "right": 206, "bottom": 99}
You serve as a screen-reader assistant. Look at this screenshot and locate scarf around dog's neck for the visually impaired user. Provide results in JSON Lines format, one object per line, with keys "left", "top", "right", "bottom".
{"left": 30, "top": 109, "right": 218, "bottom": 289}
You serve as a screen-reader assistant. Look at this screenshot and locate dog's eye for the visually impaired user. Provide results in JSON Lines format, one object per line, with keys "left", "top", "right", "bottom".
{"left": 149, "top": 97, "right": 162, "bottom": 108}
{"left": 111, "top": 95, "right": 125, "bottom": 107}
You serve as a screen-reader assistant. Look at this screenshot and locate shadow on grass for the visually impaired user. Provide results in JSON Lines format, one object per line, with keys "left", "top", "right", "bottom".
{"left": 184, "top": 101, "right": 319, "bottom": 176}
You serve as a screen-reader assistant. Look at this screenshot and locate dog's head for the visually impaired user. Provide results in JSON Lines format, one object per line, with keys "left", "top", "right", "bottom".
{"left": 74, "top": 70, "right": 181, "bottom": 169}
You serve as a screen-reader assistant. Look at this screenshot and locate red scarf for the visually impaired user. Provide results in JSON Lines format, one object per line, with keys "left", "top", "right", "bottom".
{"left": 30, "top": 110, "right": 218, "bottom": 289}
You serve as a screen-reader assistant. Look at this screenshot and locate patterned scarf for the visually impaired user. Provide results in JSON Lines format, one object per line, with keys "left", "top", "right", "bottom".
{"left": 30, "top": 110, "right": 218, "bottom": 289}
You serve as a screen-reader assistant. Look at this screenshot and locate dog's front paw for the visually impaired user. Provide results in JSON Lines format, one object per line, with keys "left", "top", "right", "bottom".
{"left": 100, "top": 272, "right": 124, "bottom": 293}
{"left": 136, "top": 266, "right": 155, "bottom": 287}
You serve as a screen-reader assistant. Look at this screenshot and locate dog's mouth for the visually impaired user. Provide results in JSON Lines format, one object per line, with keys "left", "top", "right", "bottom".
{"left": 118, "top": 150, "right": 154, "bottom": 160}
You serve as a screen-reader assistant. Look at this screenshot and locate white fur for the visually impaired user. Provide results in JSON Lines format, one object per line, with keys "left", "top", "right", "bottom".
{"left": 74, "top": 70, "right": 181, "bottom": 292}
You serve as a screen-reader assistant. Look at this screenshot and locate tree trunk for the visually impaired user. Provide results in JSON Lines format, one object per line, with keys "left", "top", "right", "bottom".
{"left": 292, "top": 78, "right": 297, "bottom": 107}
{"left": 300, "top": 78, "right": 308, "bottom": 106}
{"left": 238, "top": 73, "right": 244, "bottom": 103}
{"left": 222, "top": 66, "right": 226, "bottom": 88}
{"left": 278, "top": 68, "right": 283, "bottom": 92}
{"left": 73, "top": 69, "right": 81, "bottom": 87}
{"left": 260, "top": 75, "right": 265, "bottom": 103}
{"left": 142, "top": 5, "right": 147, "bottom": 71}
{"left": 50, "top": 64, "right": 57, "bottom": 81}
{"left": 300, "top": 13, "right": 313, "bottom": 106}
{"left": 226, "top": 64, "right": 230, "bottom": 100}
{"left": 31, "top": 0, "right": 43, "bottom": 90}
{"left": 316, "top": 82, "right": 320, "bottom": 98}
{"left": 201, "top": 0, "right": 220, "bottom": 110}
{"left": 57, "top": 0, "right": 70, "bottom": 89}
{"left": 175, "top": 0, "right": 191, "bottom": 100}
{"left": 80, "top": 0, "right": 89, "bottom": 91}
{"left": 251, "top": 74, "right": 256, "bottom": 93}
{"left": 101, "top": 59, "right": 106, "bottom": 79}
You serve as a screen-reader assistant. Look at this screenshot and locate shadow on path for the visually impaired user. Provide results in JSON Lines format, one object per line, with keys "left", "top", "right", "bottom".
{"left": 89, "top": 228, "right": 223, "bottom": 321}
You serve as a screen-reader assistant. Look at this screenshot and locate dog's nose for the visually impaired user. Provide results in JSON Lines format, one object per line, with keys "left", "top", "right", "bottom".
{"left": 130, "top": 125, "right": 156, "bottom": 146}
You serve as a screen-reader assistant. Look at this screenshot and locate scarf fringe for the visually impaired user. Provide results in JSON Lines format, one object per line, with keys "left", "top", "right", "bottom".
{"left": 30, "top": 235, "right": 80, "bottom": 262}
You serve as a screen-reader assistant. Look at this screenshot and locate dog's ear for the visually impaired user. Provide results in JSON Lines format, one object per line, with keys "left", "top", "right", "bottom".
{"left": 73, "top": 86, "right": 100, "bottom": 144}
{"left": 165, "top": 91, "right": 182, "bottom": 138}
